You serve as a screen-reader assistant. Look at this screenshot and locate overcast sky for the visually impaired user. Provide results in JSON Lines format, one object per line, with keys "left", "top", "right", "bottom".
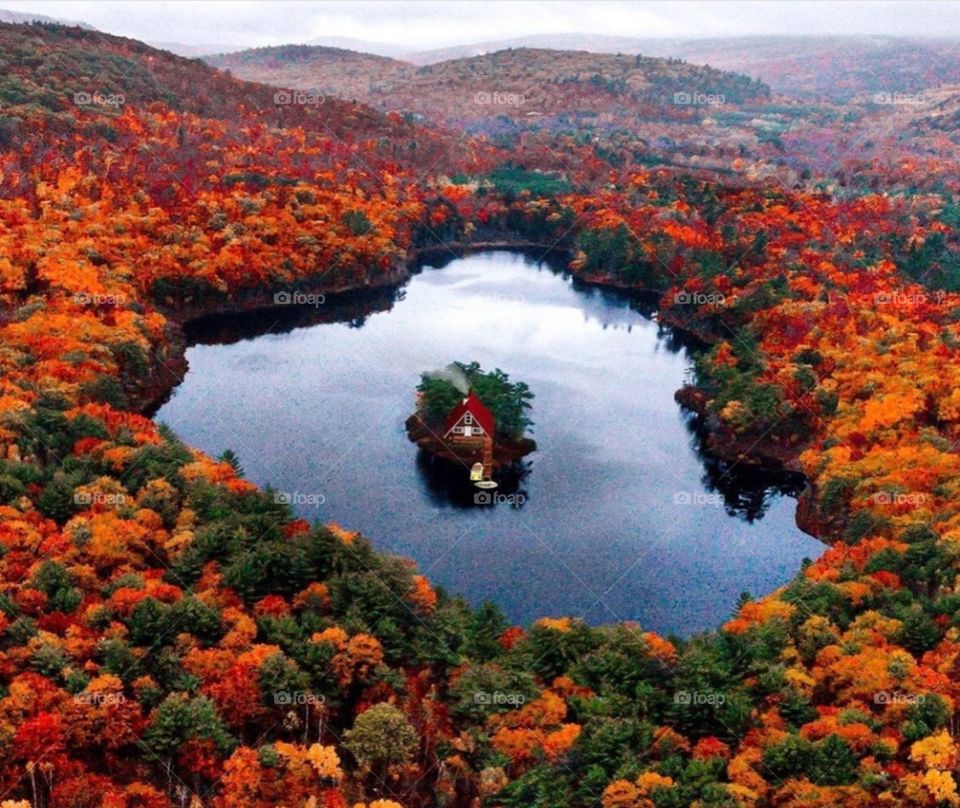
{"left": 5, "top": 1, "right": 960, "bottom": 49}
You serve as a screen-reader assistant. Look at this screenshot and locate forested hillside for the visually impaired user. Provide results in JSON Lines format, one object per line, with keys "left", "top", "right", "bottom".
{"left": 0, "top": 22, "right": 431, "bottom": 146}
{"left": 207, "top": 45, "right": 410, "bottom": 103}
{"left": 205, "top": 45, "right": 769, "bottom": 125}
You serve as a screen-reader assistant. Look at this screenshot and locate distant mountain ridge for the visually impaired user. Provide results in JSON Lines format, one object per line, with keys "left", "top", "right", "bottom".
{"left": 207, "top": 44, "right": 410, "bottom": 104}
{"left": 198, "top": 33, "right": 960, "bottom": 104}
{"left": 205, "top": 44, "right": 769, "bottom": 128}
{"left": 405, "top": 33, "right": 960, "bottom": 100}
{"left": 151, "top": 31, "right": 960, "bottom": 101}
{"left": 147, "top": 40, "right": 247, "bottom": 58}
{"left": 0, "top": 6, "right": 94, "bottom": 29}
{"left": 304, "top": 34, "right": 411, "bottom": 57}
{"left": 404, "top": 33, "right": 656, "bottom": 64}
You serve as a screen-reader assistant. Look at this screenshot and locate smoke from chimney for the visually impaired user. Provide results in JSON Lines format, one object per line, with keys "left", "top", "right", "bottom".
{"left": 423, "top": 362, "right": 470, "bottom": 395}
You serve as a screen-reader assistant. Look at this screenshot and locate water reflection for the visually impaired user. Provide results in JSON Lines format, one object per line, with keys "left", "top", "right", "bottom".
{"left": 684, "top": 412, "right": 807, "bottom": 522}
{"left": 415, "top": 450, "right": 532, "bottom": 509}
{"left": 181, "top": 285, "right": 402, "bottom": 347}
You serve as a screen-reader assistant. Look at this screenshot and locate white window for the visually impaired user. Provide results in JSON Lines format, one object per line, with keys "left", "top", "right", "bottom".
{"left": 464, "top": 413, "right": 473, "bottom": 425}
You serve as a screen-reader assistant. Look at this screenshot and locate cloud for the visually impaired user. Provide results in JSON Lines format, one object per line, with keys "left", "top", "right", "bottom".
{"left": 3, "top": 0, "right": 958, "bottom": 50}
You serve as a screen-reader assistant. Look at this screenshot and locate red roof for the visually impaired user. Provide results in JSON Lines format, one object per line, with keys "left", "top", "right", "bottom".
{"left": 444, "top": 391, "right": 495, "bottom": 436}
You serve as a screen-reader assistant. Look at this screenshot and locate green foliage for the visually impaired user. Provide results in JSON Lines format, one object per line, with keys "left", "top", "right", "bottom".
{"left": 495, "top": 765, "right": 575, "bottom": 807}
{"left": 692, "top": 330, "right": 801, "bottom": 439}
{"left": 0, "top": 472, "right": 25, "bottom": 504}
{"left": 37, "top": 473, "right": 82, "bottom": 523}
{"left": 30, "top": 560, "right": 82, "bottom": 613}
{"left": 844, "top": 511, "right": 890, "bottom": 544}
{"left": 518, "top": 621, "right": 601, "bottom": 682}
{"left": 902, "top": 539, "right": 951, "bottom": 597}
{"left": 902, "top": 693, "right": 951, "bottom": 742}
{"left": 80, "top": 375, "right": 129, "bottom": 409}
{"left": 142, "top": 694, "right": 235, "bottom": 760}
{"left": 895, "top": 607, "right": 941, "bottom": 655}
{"left": 465, "top": 601, "right": 510, "bottom": 661}
{"left": 342, "top": 209, "right": 375, "bottom": 236}
{"left": 344, "top": 702, "right": 418, "bottom": 772}
{"left": 258, "top": 652, "right": 310, "bottom": 708}
{"left": 169, "top": 596, "right": 224, "bottom": 645}
{"left": 98, "top": 638, "right": 139, "bottom": 683}
{"left": 762, "top": 734, "right": 860, "bottom": 787}
{"left": 570, "top": 718, "right": 653, "bottom": 784}
{"left": 121, "top": 433, "right": 193, "bottom": 494}
{"left": 818, "top": 476, "right": 856, "bottom": 517}
{"left": 448, "top": 663, "right": 539, "bottom": 722}
{"left": 417, "top": 361, "right": 534, "bottom": 439}
{"left": 30, "top": 636, "right": 71, "bottom": 678}
{"left": 487, "top": 165, "right": 572, "bottom": 198}
{"left": 218, "top": 448, "right": 244, "bottom": 476}
{"left": 127, "top": 598, "right": 169, "bottom": 647}
{"left": 7, "top": 616, "right": 38, "bottom": 645}
{"left": 576, "top": 224, "right": 662, "bottom": 288}
{"left": 896, "top": 229, "right": 960, "bottom": 291}
{"left": 570, "top": 626, "right": 672, "bottom": 711}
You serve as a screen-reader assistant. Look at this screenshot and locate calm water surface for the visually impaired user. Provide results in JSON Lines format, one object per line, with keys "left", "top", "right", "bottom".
{"left": 156, "top": 251, "right": 823, "bottom": 635}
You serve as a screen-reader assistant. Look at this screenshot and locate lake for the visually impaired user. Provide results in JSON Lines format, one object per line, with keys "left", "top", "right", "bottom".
{"left": 155, "top": 250, "right": 823, "bottom": 636}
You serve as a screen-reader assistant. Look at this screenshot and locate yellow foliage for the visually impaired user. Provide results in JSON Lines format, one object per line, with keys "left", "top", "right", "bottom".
{"left": 312, "top": 626, "right": 348, "bottom": 649}
{"left": 921, "top": 769, "right": 959, "bottom": 805}
{"left": 860, "top": 390, "right": 923, "bottom": 431}
{"left": 534, "top": 616, "right": 573, "bottom": 632}
{"left": 910, "top": 730, "right": 958, "bottom": 770}
{"left": 601, "top": 780, "right": 640, "bottom": 808}
{"left": 636, "top": 771, "right": 674, "bottom": 794}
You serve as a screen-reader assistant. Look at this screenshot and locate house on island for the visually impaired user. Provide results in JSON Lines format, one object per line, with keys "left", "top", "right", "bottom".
{"left": 444, "top": 391, "right": 495, "bottom": 441}
{"left": 443, "top": 392, "right": 496, "bottom": 483}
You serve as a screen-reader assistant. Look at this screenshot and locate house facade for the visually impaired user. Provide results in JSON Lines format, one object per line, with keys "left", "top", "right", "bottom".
{"left": 443, "top": 392, "right": 495, "bottom": 441}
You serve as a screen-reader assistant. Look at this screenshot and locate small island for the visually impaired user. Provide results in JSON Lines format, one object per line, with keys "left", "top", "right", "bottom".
{"left": 405, "top": 361, "right": 536, "bottom": 486}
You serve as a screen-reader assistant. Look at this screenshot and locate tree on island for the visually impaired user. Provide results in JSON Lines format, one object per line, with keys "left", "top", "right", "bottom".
{"left": 417, "top": 361, "right": 534, "bottom": 441}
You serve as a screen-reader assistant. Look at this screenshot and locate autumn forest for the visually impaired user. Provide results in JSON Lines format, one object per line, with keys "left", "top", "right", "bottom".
{"left": 1, "top": 3, "right": 960, "bottom": 807}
